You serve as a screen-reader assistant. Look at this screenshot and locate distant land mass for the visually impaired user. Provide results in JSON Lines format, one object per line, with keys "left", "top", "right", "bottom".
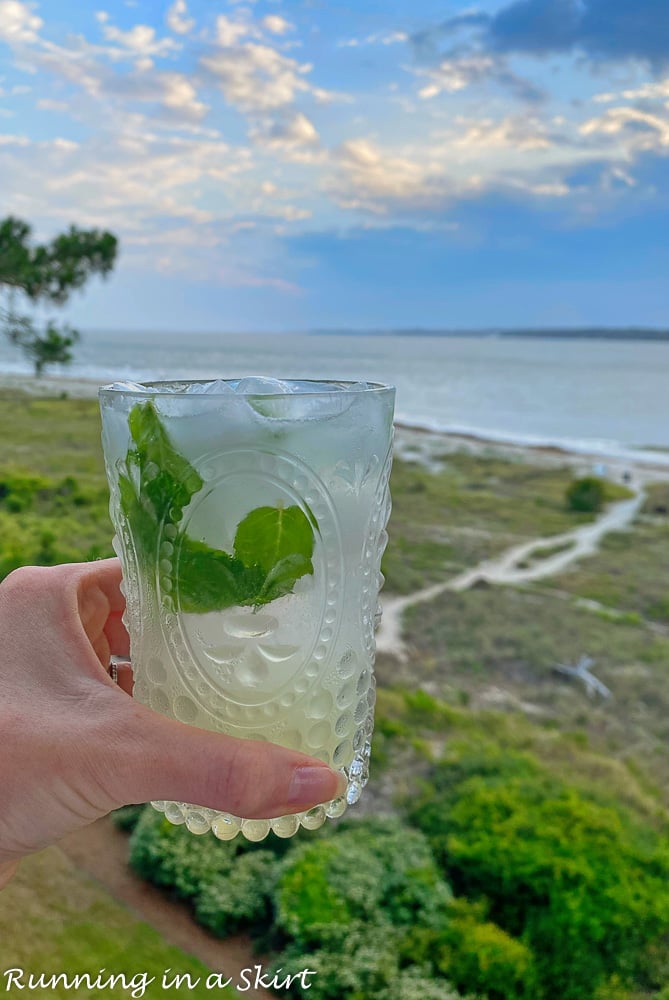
{"left": 309, "top": 327, "right": 669, "bottom": 341}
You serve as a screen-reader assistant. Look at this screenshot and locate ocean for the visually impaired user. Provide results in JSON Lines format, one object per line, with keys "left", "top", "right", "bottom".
{"left": 1, "top": 330, "right": 667, "bottom": 465}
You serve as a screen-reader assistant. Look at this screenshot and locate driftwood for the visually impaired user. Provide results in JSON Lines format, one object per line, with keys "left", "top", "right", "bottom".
{"left": 553, "top": 655, "right": 612, "bottom": 700}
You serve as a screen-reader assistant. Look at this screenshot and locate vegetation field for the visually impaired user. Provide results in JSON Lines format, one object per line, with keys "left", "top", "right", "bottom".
{"left": 3, "top": 390, "right": 669, "bottom": 1000}
{"left": 382, "top": 449, "right": 630, "bottom": 593}
{"left": 0, "top": 847, "right": 217, "bottom": 998}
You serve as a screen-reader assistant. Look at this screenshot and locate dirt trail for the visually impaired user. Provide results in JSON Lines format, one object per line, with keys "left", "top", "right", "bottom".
{"left": 377, "top": 479, "right": 649, "bottom": 661}
{"left": 59, "top": 817, "right": 274, "bottom": 999}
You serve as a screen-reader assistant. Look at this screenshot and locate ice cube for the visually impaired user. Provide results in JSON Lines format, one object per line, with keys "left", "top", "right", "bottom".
{"left": 103, "top": 380, "right": 151, "bottom": 393}
{"left": 234, "top": 376, "right": 293, "bottom": 395}
{"left": 246, "top": 381, "right": 363, "bottom": 421}
{"left": 186, "top": 379, "right": 235, "bottom": 395}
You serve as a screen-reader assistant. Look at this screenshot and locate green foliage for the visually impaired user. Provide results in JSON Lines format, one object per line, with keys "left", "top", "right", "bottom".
{"left": 379, "top": 969, "right": 465, "bottom": 1000}
{"left": 128, "top": 807, "right": 242, "bottom": 901}
{"left": 409, "top": 745, "right": 669, "bottom": 1000}
{"left": 9, "top": 320, "right": 80, "bottom": 377}
{"left": 565, "top": 476, "right": 606, "bottom": 513}
{"left": 382, "top": 454, "right": 605, "bottom": 594}
{"left": 195, "top": 850, "right": 280, "bottom": 938}
{"left": 273, "top": 922, "right": 405, "bottom": 1000}
{"left": 0, "top": 464, "right": 112, "bottom": 580}
{"left": 110, "top": 804, "right": 146, "bottom": 833}
{"left": 0, "top": 214, "right": 117, "bottom": 375}
{"left": 0, "top": 848, "right": 223, "bottom": 999}
{"left": 402, "top": 899, "right": 536, "bottom": 1000}
{"left": 275, "top": 817, "right": 452, "bottom": 947}
{"left": 120, "top": 400, "right": 316, "bottom": 613}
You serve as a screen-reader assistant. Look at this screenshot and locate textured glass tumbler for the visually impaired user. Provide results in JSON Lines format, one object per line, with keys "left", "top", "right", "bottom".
{"left": 99, "top": 379, "right": 395, "bottom": 841}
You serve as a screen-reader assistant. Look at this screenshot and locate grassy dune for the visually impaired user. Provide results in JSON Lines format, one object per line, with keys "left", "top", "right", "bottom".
{"left": 0, "top": 848, "right": 215, "bottom": 998}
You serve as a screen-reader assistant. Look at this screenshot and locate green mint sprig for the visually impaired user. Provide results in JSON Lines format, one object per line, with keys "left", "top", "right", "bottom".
{"left": 118, "top": 400, "right": 317, "bottom": 613}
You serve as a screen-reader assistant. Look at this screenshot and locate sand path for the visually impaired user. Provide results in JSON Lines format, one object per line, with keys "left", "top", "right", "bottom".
{"left": 376, "top": 477, "right": 650, "bottom": 661}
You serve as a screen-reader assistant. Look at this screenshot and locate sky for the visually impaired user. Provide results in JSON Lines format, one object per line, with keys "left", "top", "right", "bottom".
{"left": 0, "top": 0, "right": 668, "bottom": 332}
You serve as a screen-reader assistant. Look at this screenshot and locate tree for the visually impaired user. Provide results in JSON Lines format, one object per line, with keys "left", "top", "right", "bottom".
{"left": 0, "top": 216, "right": 117, "bottom": 376}
{"left": 565, "top": 475, "right": 606, "bottom": 513}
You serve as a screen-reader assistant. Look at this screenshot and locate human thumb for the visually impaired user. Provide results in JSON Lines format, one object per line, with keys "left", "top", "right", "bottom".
{"left": 106, "top": 700, "right": 346, "bottom": 819}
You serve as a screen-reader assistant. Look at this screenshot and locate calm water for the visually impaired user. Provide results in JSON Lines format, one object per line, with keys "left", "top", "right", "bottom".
{"left": 1, "top": 330, "right": 667, "bottom": 461}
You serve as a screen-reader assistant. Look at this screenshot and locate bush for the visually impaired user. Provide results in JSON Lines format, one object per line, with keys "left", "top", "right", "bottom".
{"left": 271, "top": 922, "right": 406, "bottom": 1000}
{"left": 111, "top": 804, "right": 146, "bottom": 833}
{"left": 274, "top": 817, "right": 452, "bottom": 946}
{"left": 380, "top": 969, "right": 466, "bottom": 1000}
{"left": 409, "top": 746, "right": 669, "bottom": 1000}
{"left": 565, "top": 476, "right": 606, "bottom": 513}
{"left": 398, "top": 899, "right": 535, "bottom": 1000}
{"left": 128, "top": 807, "right": 242, "bottom": 900}
{"left": 195, "top": 850, "right": 280, "bottom": 938}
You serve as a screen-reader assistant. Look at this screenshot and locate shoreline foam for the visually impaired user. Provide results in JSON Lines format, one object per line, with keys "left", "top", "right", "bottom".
{"left": 2, "top": 370, "right": 669, "bottom": 474}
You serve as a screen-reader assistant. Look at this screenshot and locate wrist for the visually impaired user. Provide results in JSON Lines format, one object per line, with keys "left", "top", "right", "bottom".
{"left": 0, "top": 860, "right": 19, "bottom": 889}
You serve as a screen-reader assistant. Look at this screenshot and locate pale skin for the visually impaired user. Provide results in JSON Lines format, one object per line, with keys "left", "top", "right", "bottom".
{"left": 0, "top": 559, "right": 345, "bottom": 889}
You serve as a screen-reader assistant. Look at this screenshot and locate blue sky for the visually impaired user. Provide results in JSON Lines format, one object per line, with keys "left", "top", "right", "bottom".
{"left": 0, "top": 0, "right": 668, "bottom": 331}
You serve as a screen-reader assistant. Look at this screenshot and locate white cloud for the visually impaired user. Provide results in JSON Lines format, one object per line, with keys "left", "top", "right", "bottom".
{"left": 455, "top": 116, "right": 553, "bottom": 151}
{"left": 159, "top": 73, "right": 207, "bottom": 119}
{"left": 215, "top": 15, "right": 252, "bottom": 48}
{"left": 329, "top": 137, "right": 447, "bottom": 213}
{"left": 166, "top": 0, "right": 195, "bottom": 36}
{"left": 262, "top": 15, "right": 293, "bottom": 36}
{"left": 508, "top": 178, "right": 570, "bottom": 197}
{"left": 252, "top": 111, "right": 319, "bottom": 149}
{"left": 594, "top": 79, "right": 669, "bottom": 104}
{"left": 580, "top": 106, "right": 669, "bottom": 151}
{"left": 37, "top": 98, "right": 70, "bottom": 112}
{"left": 338, "top": 30, "right": 407, "bottom": 49}
{"left": 100, "top": 19, "right": 179, "bottom": 59}
{"left": 0, "top": 1, "right": 42, "bottom": 44}
{"left": 202, "top": 40, "right": 323, "bottom": 112}
{"left": 0, "top": 133, "right": 29, "bottom": 145}
{"left": 417, "top": 55, "right": 497, "bottom": 98}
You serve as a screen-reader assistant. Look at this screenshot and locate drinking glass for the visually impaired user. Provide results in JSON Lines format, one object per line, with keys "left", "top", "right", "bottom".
{"left": 99, "top": 378, "right": 395, "bottom": 841}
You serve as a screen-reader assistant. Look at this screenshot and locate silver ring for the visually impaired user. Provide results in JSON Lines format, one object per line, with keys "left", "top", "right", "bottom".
{"left": 109, "top": 662, "right": 119, "bottom": 684}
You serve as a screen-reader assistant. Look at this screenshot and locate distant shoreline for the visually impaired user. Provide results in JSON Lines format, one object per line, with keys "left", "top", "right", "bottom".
{"left": 3, "top": 370, "right": 669, "bottom": 475}
{"left": 309, "top": 327, "right": 669, "bottom": 341}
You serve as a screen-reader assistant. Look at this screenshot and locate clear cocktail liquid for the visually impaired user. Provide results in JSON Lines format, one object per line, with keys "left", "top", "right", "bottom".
{"left": 100, "top": 378, "right": 395, "bottom": 840}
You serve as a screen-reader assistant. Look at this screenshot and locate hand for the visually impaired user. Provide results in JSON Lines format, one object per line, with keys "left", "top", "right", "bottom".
{"left": 0, "top": 559, "right": 344, "bottom": 883}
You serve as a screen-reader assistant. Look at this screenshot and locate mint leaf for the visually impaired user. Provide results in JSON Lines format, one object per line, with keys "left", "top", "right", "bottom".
{"left": 127, "top": 400, "right": 203, "bottom": 523}
{"left": 118, "top": 401, "right": 318, "bottom": 615}
{"left": 175, "top": 537, "right": 262, "bottom": 614}
{"left": 256, "top": 552, "right": 314, "bottom": 605}
{"left": 234, "top": 505, "right": 315, "bottom": 574}
{"left": 233, "top": 505, "right": 315, "bottom": 606}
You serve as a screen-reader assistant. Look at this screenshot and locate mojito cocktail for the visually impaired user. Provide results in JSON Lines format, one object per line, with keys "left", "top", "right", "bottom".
{"left": 99, "top": 378, "right": 395, "bottom": 841}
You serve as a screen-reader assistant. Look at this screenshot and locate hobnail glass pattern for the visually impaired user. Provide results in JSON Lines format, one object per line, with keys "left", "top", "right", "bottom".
{"left": 102, "top": 388, "right": 393, "bottom": 841}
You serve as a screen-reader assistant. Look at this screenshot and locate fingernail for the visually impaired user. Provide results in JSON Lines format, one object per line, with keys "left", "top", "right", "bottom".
{"left": 287, "top": 766, "right": 346, "bottom": 808}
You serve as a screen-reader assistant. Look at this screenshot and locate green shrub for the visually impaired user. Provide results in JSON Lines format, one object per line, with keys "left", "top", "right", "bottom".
{"left": 380, "top": 969, "right": 466, "bottom": 1000}
{"left": 439, "top": 900, "right": 536, "bottom": 1000}
{"left": 565, "top": 476, "right": 606, "bottom": 513}
{"left": 398, "top": 899, "right": 535, "bottom": 1000}
{"left": 195, "top": 850, "right": 280, "bottom": 938}
{"left": 272, "top": 922, "right": 405, "bottom": 1000}
{"left": 0, "top": 472, "right": 51, "bottom": 512}
{"left": 275, "top": 817, "right": 451, "bottom": 946}
{"left": 409, "top": 746, "right": 669, "bottom": 1000}
{"left": 128, "top": 807, "right": 241, "bottom": 900}
{"left": 111, "top": 804, "right": 146, "bottom": 833}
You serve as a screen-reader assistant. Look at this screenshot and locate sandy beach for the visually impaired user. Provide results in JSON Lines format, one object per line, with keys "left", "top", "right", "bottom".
{"left": 5, "top": 369, "right": 669, "bottom": 481}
